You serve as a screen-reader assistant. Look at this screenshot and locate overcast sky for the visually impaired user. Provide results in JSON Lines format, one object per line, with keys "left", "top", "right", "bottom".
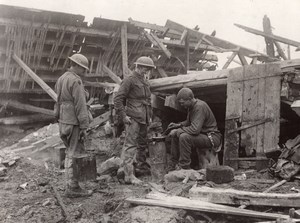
{"left": 1, "top": 0, "right": 300, "bottom": 67}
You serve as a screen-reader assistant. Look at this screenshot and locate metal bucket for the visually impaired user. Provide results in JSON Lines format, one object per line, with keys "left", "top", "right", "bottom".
{"left": 148, "top": 136, "right": 167, "bottom": 182}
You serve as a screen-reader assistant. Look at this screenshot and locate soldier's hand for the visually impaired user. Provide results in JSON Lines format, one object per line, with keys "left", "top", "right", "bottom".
{"left": 123, "top": 116, "right": 132, "bottom": 125}
{"left": 168, "top": 122, "right": 181, "bottom": 129}
{"left": 79, "top": 129, "right": 87, "bottom": 141}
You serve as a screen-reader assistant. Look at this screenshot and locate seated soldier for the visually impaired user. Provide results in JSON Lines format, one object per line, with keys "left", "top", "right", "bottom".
{"left": 167, "top": 87, "right": 222, "bottom": 170}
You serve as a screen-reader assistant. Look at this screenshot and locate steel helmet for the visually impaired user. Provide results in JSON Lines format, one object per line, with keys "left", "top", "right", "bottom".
{"left": 134, "top": 56, "right": 155, "bottom": 68}
{"left": 69, "top": 53, "right": 89, "bottom": 70}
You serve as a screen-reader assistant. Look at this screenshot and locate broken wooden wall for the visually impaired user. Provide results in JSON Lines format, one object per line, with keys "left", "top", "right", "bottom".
{"left": 223, "top": 63, "right": 282, "bottom": 170}
{"left": 0, "top": 5, "right": 218, "bottom": 98}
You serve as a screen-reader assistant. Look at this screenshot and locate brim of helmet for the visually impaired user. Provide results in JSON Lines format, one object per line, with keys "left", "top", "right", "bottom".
{"left": 134, "top": 62, "right": 156, "bottom": 68}
{"left": 69, "top": 57, "right": 89, "bottom": 71}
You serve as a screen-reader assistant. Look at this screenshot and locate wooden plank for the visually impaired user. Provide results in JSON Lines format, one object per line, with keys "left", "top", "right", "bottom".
{"left": 121, "top": 24, "right": 129, "bottom": 78}
{"left": 223, "top": 66, "right": 244, "bottom": 169}
{"left": 165, "top": 20, "right": 277, "bottom": 62}
{"left": 263, "top": 15, "right": 275, "bottom": 57}
{"left": 222, "top": 51, "right": 238, "bottom": 69}
{"left": 149, "top": 33, "right": 172, "bottom": 59}
{"left": 88, "top": 111, "right": 110, "bottom": 130}
{"left": 102, "top": 65, "right": 122, "bottom": 84}
{"left": 13, "top": 54, "right": 57, "bottom": 101}
{"left": 235, "top": 23, "right": 300, "bottom": 48}
{"left": 274, "top": 41, "right": 288, "bottom": 60}
{"left": 228, "top": 118, "right": 271, "bottom": 134}
{"left": 83, "top": 81, "right": 118, "bottom": 88}
{"left": 161, "top": 39, "right": 227, "bottom": 52}
{"left": 184, "top": 31, "right": 190, "bottom": 73}
{"left": 0, "top": 99, "right": 54, "bottom": 116}
{"left": 256, "top": 65, "right": 267, "bottom": 168}
{"left": 128, "top": 17, "right": 182, "bottom": 38}
{"left": 126, "top": 192, "right": 289, "bottom": 220}
{"left": 149, "top": 69, "right": 229, "bottom": 91}
{"left": 263, "top": 64, "right": 281, "bottom": 153}
{"left": 180, "top": 29, "right": 188, "bottom": 44}
{"left": 151, "top": 77, "right": 226, "bottom": 92}
{"left": 238, "top": 53, "right": 248, "bottom": 65}
{"left": 189, "top": 186, "right": 300, "bottom": 208}
{"left": 241, "top": 65, "right": 259, "bottom": 156}
{"left": 0, "top": 114, "right": 54, "bottom": 125}
{"left": 0, "top": 18, "right": 140, "bottom": 40}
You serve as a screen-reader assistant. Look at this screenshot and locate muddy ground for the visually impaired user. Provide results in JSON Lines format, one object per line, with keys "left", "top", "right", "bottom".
{"left": 0, "top": 123, "right": 299, "bottom": 223}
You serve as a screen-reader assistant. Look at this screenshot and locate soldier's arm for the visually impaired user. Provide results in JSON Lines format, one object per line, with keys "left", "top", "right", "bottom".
{"left": 72, "top": 80, "right": 89, "bottom": 129}
{"left": 114, "top": 78, "right": 131, "bottom": 121}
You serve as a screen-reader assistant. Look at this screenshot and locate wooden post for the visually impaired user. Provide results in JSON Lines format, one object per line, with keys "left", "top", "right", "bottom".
{"left": 121, "top": 23, "right": 129, "bottom": 78}
{"left": 263, "top": 15, "right": 275, "bottom": 57}
{"left": 184, "top": 30, "right": 190, "bottom": 74}
{"left": 13, "top": 54, "right": 57, "bottom": 101}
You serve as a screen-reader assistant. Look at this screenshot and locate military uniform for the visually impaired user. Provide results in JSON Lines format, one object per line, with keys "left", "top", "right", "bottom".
{"left": 170, "top": 99, "right": 222, "bottom": 169}
{"left": 114, "top": 71, "right": 152, "bottom": 181}
{"left": 55, "top": 70, "right": 89, "bottom": 189}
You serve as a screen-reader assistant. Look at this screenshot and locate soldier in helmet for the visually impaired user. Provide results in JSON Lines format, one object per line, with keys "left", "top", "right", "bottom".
{"left": 54, "top": 53, "right": 92, "bottom": 197}
{"left": 114, "top": 56, "right": 155, "bottom": 185}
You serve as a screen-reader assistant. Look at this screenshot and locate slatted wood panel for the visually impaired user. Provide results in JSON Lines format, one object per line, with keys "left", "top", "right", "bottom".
{"left": 223, "top": 64, "right": 281, "bottom": 169}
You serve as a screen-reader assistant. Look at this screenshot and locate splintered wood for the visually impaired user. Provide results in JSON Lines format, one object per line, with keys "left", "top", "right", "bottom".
{"left": 223, "top": 64, "right": 282, "bottom": 170}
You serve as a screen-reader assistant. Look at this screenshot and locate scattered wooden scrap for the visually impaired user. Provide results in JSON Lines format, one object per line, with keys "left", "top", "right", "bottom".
{"left": 189, "top": 185, "right": 300, "bottom": 208}
{"left": 0, "top": 114, "right": 54, "bottom": 125}
{"left": 0, "top": 99, "right": 55, "bottom": 116}
{"left": 126, "top": 192, "right": 290, "bottom": 220}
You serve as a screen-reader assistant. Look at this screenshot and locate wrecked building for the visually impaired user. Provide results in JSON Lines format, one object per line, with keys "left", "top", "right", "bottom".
{"left": 1, "top": 4, "right": 300, "bottom": 223}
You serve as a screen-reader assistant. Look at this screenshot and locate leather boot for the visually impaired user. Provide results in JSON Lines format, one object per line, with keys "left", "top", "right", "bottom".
{"left": 124, "top": 163, "right": 143, "bottom": 185}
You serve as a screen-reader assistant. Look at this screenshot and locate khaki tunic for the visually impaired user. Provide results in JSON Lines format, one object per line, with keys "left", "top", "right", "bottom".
{"left": 55, "top": 70, "right": 89, "bottom": 129}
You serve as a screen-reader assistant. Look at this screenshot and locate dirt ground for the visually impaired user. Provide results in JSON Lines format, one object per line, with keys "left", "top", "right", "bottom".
{"left": 0, "top": 123, "right": 299, "bottom": 223}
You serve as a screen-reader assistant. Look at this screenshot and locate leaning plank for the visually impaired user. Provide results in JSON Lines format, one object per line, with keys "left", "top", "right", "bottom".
{"left": 189, "top": 186, "right": 300, "bottom": 208}
{"left": 13, "top": 54, "right": 57, "bottom": 101}
{"left": 144, "top": 32, "right": 172, "bottom": 59}
{"left": 235, "top": 23, "right": 300, "bottom": 48}
{"left": 0, "top": 99, "right": 54, "bottom": 116}
{"left": 0, "top": 114, "right": 54, "bottom": 125}
{"left": 222, "top": 51, "right": 238, "bottom": 69}
{"left": 165, "top": 20, "right": 277, "bottom": 62}
{"left": 102, "top": 65, "right": 122, "bottom": 84}
{"left": 126, "top": 192, "right": 289, "bottom": 220}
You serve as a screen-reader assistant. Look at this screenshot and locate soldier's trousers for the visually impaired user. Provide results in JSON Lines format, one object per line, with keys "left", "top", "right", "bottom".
{"left": 121, "top": 119, "right": 148, "bottom": 177}
{"left": 59, "top": 123, "right": 85, "bottom": 188}
{"left": 170, "top": 132, "right": 222, "bottom": 169}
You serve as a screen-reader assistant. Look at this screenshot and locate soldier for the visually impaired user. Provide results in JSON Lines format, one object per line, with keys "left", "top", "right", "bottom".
{"left": 54, "top": 53, "right": 92, "bottom": 197}
{"left": 114, "top": 56, "right": 155, "bottom": 185}
{"left": 167, "top": 88, "right": 222, "bottom": 170}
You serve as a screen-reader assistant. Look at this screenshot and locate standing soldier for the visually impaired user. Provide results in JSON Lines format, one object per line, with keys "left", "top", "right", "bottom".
{"left": 55, "top": 53, "right": 92, "bottom": 197}
{"left": 114, "top": 56, "right": 155, "bottom": 185}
